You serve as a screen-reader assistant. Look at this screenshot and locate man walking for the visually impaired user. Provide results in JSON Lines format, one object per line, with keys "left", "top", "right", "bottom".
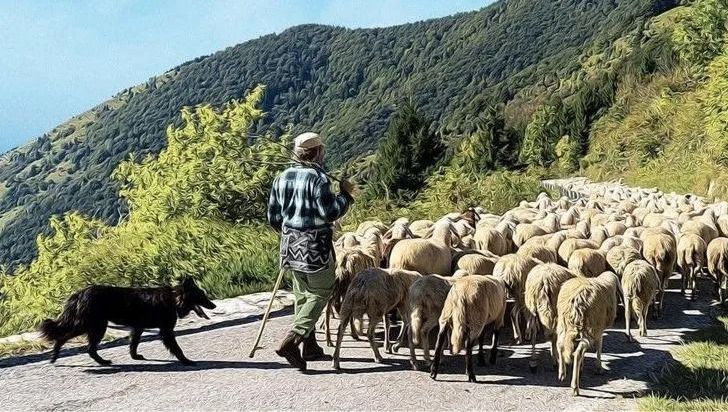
{"left": 267, "top": 132, "right": 354, "bottom": 370}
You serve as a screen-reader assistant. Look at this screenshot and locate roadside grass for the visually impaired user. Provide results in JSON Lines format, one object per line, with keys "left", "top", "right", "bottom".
{"left": 640, "top": 314, "right": 728, "bottom": 411}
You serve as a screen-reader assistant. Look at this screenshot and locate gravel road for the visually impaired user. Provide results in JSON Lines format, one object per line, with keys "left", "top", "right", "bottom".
{"left": 0, "top": 275, "right": 717, "bottom": 411}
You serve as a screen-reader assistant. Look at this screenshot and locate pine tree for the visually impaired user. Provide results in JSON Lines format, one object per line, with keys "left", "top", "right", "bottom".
{"left": 369, "top": 101, "right": 443, "bottom": 199}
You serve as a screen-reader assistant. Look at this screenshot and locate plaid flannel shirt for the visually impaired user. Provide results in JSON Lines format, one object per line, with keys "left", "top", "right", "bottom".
{"left": 267, "top": 165, "right": 353, "bottom": 232}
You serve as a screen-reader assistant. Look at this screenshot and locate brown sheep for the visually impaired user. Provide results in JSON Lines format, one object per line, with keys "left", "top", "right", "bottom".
{"left": 406, "top": 274, "right": 452, "bottom": 370}
{"left": 430, "top": 275, "right": 507, "bottom": 383}
{"left": 332, "top": 268, "right": 421, "bottom": 369}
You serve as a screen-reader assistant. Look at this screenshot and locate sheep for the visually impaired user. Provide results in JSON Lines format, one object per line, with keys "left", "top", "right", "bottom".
{"left": 558, "top": 239, "right": 599, "bottom": 265}
{"left": 517, "top": 241, "right": 558, "bottom": 264}
{"left": 332, "top": 267, "right": 421, "bottom": 369}
{"left": 568, "top": 248, "right": 607, "bottom": 278}
{"left": 717, "top": 215, "right": 728, "bottom": 237}
{"left": 622, "top": 260, "right": 660, "bottom": 341}
{"left": 472, "top": 227, "right": 509, "bottom": 256}
{"left": 707, "top": 237, "right": 728, "bottom": 305}
{"left": 605, "top": 245, "right": 642, "bottom": 276}
{"left": 513, "top": 223, "right": 548, "bottom": 248}
{"left": 622, "top": 236, "right": 643, "bottom": 252}
{"left": 642, "top": 232, "right": 677, "bottom": 317}
{"left": 605, "top": 221, "right": 627, "bottom": 237}
{"left": 676, "top": 233, "right": 707, "bottom": 299}
{"left": 325, "top": 249, "right": 377, "bottom": 346}
{"left": 681, "top": 219, "right": 718, "bottom": 245}
{"left": 356, "top": 220, "right": 388, "bottom": 236}
{"left": 589, "top": 226, "right": 609, "bottom": 245}
{"left": 388, "top": 221, "right": 455, "bottom": 275}
{"left": 335, "top": 232, "right": 360, "bottom": 249}
{"left": 381, "top": 220, "right": 413, "bottom": 266}
{"left": 406, "top": 274, "right": 452, "bottom": 370}
{"left": 493, "top": 254, "right": 540, "bottom": 344}
{"left": 556, "top": 271, "right": 620, "bottom": 396}
{"left": 430, "top": 275, "right": 507, "bottom": 383}
{"left": 599, "top": 235, "right": 623, "bottom": 253}
{"left": 409, "top": 219, "right": 435, "bottom": 238}
{"left": 452, "top": 251, "right": 498, "bottom": 275}
{"left": 524, "top": 263, "right": 575, "bottom": 371}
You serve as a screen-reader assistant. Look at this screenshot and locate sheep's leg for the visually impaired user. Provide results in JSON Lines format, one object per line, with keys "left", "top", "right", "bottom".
{"left": 595, "top": 335, "right": 604, "bottom": 374}
{"left": 658, "top": 277, "right": 667, "bottom": 319}
{"left": 624, "top": 295, "right": 632, "bottom": 342}
{"left": 368, "top": 316, "right": 383, "bottom": 363}
{"left": 465, "top": 332, "right": 476, "bottom": 383}
{"left": 640, "top": 304, "right": 649, "bottom": 337}
{"left": 510, "top": 305, "right": 521, "bottom": 344}
{"left": 430, "top": 325, "right": 449, "bottom": 381}
{"left": 680, "top": 267, "right": 686, "bottom": 294}
{"left": 325, "top": 302, "right": 333, "bottom": 347}
{"left": 477, "top": 328, "right": 487, "bottom": 366}
{"left": 383, "top": 315, "right": 391, "bottom": 354}
{"left": 350, "top": 317, "right": 361, "bottom": 341}
{"left": 408, "top": 322, "right": 419, "bottom": 371}
{"left": 557, "top": 334, "right": 566, "bottom": 382}
{"left": 392, "top": 304, "right": 409, "bottom": 353}
{"left": 550, "top": 334, "right": 559, "bottom": 369}
{"left": 571, "top": 341, "right": 588, "bottom": 396}
{"left": 489, "top": 327, "right": 499, "bottom": 365}
{"left": 528, "top": 316, "right": 539, "bottom": 373}
{"left": 421, "top": 319, "right": 436, "bottom": 365}
{"left": 332, "top": 309, "right": 352, "bottom": 370}
{"left": 690, "top": 266, "right": 698, "bottom": 301}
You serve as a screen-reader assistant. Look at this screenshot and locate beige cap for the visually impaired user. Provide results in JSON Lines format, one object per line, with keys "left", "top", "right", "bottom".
{"left": 294, "top": 132, "right": 323, "bottom": 150}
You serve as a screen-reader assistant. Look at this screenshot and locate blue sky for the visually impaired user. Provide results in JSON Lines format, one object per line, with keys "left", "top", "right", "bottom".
{"left": 0, "top": 0, "right": 493, "bottom": 154}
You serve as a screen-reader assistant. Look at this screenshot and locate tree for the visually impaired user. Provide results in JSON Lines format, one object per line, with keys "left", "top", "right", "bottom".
{"left": 519, "top": 105, "right": 562, "bottom": 167}
{"left": 369, "top": 101, "right": 444, "bottom": 199}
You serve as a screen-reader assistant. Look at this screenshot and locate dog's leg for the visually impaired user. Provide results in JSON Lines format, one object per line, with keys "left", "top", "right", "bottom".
{"left": 87, "top": 323, "right": 111, "bottom": 366}
{"left": 129, "top": 328, "right": 145, "bottom": 360}
{"left": 161, "top": 328, "right": 194, "bottom": 366}
{"left": 50, "top": 338, "right": 68, "bottom": 363}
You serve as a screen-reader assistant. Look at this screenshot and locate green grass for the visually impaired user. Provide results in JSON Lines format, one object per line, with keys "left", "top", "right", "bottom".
{"left": 640, "top": 315, "right": 728, "bottom": 411}
{"left": 0, "top": 340, "right": 50, "bottom": 358}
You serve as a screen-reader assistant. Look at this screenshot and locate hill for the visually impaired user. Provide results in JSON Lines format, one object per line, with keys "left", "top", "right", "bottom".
{"left": 0, "top": 0, "right": 677, "bottom": 268}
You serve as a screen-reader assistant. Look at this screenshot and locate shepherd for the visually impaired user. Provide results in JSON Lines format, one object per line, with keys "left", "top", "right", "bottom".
{"left": 266, "top": 132, "right": 354, "bottom": 370}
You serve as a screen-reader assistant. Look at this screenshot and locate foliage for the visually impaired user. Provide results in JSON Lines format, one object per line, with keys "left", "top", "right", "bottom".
{"left": 0, "top": 90, "right": 282, "bottom": 335}
{"left": 452, "top": 105, "right": 517, "bottom": 174}
{"left": 411, "top": 166, "right": 544, "bottom": 218}
{"left": 639, "top": 315, "right": 728, "bottom": 411}
{"left": 519, "top": 106, "right": 562, "bottom": 167}
{"left": 555, "top": 135, "right": 580, "bottom": 172}
{"left": 671, "top": 0, "right": 728, "bottom": 68}
{"left": 368, "top": 101, "right": 443, "bottom": 199}
{"left": 0, "top": 0, "right": 678, "bottom": 268}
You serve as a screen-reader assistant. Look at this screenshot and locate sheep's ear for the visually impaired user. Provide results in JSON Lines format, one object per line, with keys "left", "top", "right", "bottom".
{"left": 383, "top": 229, "right": 393, "bottom": 240}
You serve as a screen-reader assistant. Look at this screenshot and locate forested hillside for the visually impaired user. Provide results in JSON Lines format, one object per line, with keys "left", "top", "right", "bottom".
{"left": 0, "top": 0, "right": 677, "bottom": 268}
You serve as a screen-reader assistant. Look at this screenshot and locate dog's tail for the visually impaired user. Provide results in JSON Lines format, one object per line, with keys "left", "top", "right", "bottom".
{"left": 39, "top": 289, "right": 87, "bottom": 342}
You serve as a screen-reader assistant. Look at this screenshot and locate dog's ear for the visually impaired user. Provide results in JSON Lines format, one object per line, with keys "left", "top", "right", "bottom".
{"left": 183, "top": 277, "right": 196, "bottom": 288}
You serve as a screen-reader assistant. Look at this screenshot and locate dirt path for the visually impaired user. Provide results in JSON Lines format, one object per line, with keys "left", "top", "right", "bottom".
{"left": 0, "top": 275, "right": 717, "bottom": 411}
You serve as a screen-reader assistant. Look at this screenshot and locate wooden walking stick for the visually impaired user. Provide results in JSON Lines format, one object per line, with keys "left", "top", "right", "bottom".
{"left": 248, "top": 267, "right": 286, "bottom": 358}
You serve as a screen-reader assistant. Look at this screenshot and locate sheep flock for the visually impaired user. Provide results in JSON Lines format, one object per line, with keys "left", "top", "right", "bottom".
{"left": 323, "top": 177, "right": 726, "bottom": 396}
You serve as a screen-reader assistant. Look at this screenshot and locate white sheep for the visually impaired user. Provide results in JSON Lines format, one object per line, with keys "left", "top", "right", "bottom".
{"left": 676, "top": 233, "right": 707, "bottom": 299}
{"left": 493, "top": 254, "right": 540, "bottom": 344}
{"left": 556, "top": 271, "right": 620, "bottom": 396}
{"left": 707, "top": 237, "right": 728, "bottom": 305}
{"left": 524, "top": 262, "right": 575, "bottom": 371}
{"left": 429, "top": 275, "right": 507, "bottom": 383}
{"left": 389, "top": 221, "right": 455, "bottom": 275}
{"left": 622, "top": 260, "right": 660, "bottom": 341}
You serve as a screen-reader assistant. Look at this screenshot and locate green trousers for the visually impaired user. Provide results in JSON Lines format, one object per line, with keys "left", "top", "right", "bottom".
{"left": 289, "top": 260, "right": 336, "bottom": 337}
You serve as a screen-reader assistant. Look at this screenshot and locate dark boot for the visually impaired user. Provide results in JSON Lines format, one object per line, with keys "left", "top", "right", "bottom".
{"left": 302, "top": 332, "right": 325, "bottom": 361}
{"left": 275, "top": 331, "right": 306, "bottom": 371}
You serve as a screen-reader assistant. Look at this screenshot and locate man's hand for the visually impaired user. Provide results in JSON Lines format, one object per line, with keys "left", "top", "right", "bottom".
{"left": 340, "top": 179, "right": 355, "bottom": 196}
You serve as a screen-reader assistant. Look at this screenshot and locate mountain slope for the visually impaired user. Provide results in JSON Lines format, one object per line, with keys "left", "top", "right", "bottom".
{"left": 0, "top": 0, "right": 677, "bottom": 267}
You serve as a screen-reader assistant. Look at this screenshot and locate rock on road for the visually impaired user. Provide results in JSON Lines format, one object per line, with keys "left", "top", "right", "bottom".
{"left": 0, "top": 276, "right": 717, "bottom": 411}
